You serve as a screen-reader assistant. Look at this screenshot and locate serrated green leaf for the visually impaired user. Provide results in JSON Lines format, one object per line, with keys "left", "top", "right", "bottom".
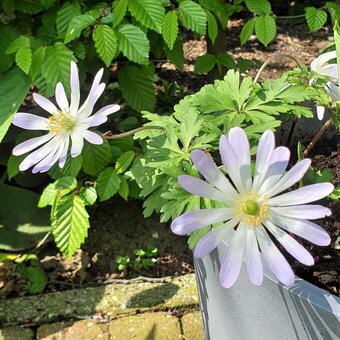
{"left": 48, "top": 155, "right": 82, "bottom": 180}
{"left": 118, "top": 176, "right": 129, "bottom": 200}
{"left": 15, "top": 0, "right": 43, "bottom": 13}
{"left": 115, "top": 150, "right": 135, "bottom": 173}
{"left": 41, "top": 42, "right": 73, "bottom": 93}
{"left": 52, "top": 194, "right": 90, "bottom": 258}
{"left": 93, "top": 24, "right": 117, "bottom": 66}
{"left": 112, "top": 0, "right": 128, "bottom": 27}
{"left": 240, "top": 18, "right": 255, "bottom": 45}
{"left": 216, "top": 53, "right": 236, "bottom": 68}
{"left": 38, "top": 177, "right": 77, "bottom": 208}
{"left": 305, "top": 7, "right": 327, "bottom": 32}
{"left": 79, "top": 186, "right": 97, "bottom": 205}
{"left": 97, "top": 167, "right": 121, "bottom": 201}
{"left": 82, "top": 141, "right": 112, "bottom": 176}
{"left": 245, "top": 0, "right": 271, "bottom": 15}
{"left": 162, "top": 11, "right": 178, "bottom": 50}
{"left": 117, "top": 24, "right": 150, "bottom": 64}
{"left": 195, "top": 53, "right": 216, "bottom": 73}
{"left": 15, "top": 47, "right": 32, "bottom": 74}
{"left": 64, "top": 14, "right": 95, "bottom": 44}
{"left": 6, "top": 35, "right": 31, "bottom": 54}
{"left": 255, "top": 15, "right": 276, "bottom": 46}
{"left": 118, "top": 65, "right": 156, "bottom": 111}
{"left": 7, "top": 154, "right": 25, "bottom": 180}
{"left": 73, "top": 42, "right": 86, "bottom": 60}
{"left": 179, "top": 0, "right": 207, "bottom": 34}
{"left": 206, "top": 10, "right": 218, "bottom": 45}
{"left": 0, "top": 26, "right": 15, "bottom": 72}
{"left": 31, "top": 47, "right": 46, "bottom": 80}
{"left": 164, "top": 38, "right": 184, "bottom": 70}
{"left": 56, "top": 2, "right": 81, "bottom": 38}
{"left": 128, "top": 0, "right": 165, "bottom": 33}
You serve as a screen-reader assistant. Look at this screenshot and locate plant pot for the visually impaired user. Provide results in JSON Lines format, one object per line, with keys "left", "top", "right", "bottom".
{"left": 194, "top": 247, "right": 340, "bottom": 340}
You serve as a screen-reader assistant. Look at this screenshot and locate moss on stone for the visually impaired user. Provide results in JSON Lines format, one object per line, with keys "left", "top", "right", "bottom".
{"left": 181, "top": 311, "right": 204, "bottom": 340}
{"left": 0, "top": 326, "right": 33, "bottom": 340}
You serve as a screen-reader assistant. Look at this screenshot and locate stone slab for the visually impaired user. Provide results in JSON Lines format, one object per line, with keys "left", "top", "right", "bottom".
{"left": 0, "top": 326, "right": 33, "bottom": 340}
{"left": 181, "top": 311, "right": 204, "bottom": 340}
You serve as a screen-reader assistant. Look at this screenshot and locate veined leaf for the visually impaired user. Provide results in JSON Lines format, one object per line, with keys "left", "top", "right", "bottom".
{"left": 64, "top": 14, "right": 95, "bottom": 44}
{"left": 112, "top": 0, "right": 128, "bottom": 27}
{"left": 97, "top": 167, "right": 121, "bottom": 201}
{"left": 118, "top": 65, "right": 156, "bottom": 111}
{"left": 164, "top": 38, "right": 184, "bottom": 70}
{"left": 79, "top": 187, "right": 97, "bottom": 206}
{"left": 128, "top": 0, "right": 165, "bottom": 33}
{"left": 41, "top": 42, "right": 74, "bottom": 93}
{"left": 49, "top": 155, "right": 82, "bottom": 180}
{"left": 0, "top": 26, "right": 15, "bottom": 72}
{"left": 117, "top": 24, "right": 150, "bottom": 64}
{"left": 6, "top": 35, "right": 31, "bottom": 54}
{"left": 115, "top": 150, "right": 135, "bottom": 173}
{"left": 305, "top": 7, "right": 327, "bottom": 32}
{"left": 51, "top": 194, "right": 90, "bottom": 258}
{"left": 240, "top": 18, "right": 255, "bottom": 45}
{"left": 206, "top": 10, "right": 218, "bottom": 45}
{"left": 14, "top": 0, "right": 43, "bottom": 13}
{"left": 93, "top": 24, "right": 117, "bottom": 66}
{"left": 178, "top": 0, "right": 207, "bottom": 34}
{"left": 56, "top": 2, "right": 81, "bottom": 38}
{"left": 31, "top": 47, "right": 46, "bottom": 80}
{"left": 195, "top": 53, "right": 216, "bottom": 73}
{"left": 162, "top": 11, "right": 178, "bottom": 50}
{"left": 15, "top": 47, "right": 32, "bottom": 74}
{"left": 255, "top": 15, "right": 276, "bottom": 46}
{"left": 245, "top": 0, "right": 271, "bottom": 15}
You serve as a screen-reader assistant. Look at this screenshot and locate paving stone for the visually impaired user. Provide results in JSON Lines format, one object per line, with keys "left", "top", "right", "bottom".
{"left": 181, "top": 311, "right": 204, "bottom": 340}
{"left": 36, "top": 320, "right": 109, "bottom": 340}
{"left": 109, "top": 312, "right": 182, "bottom": 340}
{"left": 0, "top": 274, "right": 198, "bottom": 327}
{"left": 0, "top": 326, "right": 33, "bottom": 340}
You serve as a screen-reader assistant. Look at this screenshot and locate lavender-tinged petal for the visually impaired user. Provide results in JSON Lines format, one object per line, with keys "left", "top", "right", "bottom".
{"left": 12, "top": 113, "right": 49, "bottom": 130}
{"left": 81, "top": 130, "right": 103, "bottom": 145}
{"left": 316, "top": 106, "right": 325, "bottom": 120}
{"left": 256, "top": 225, "right": 295, "bottom": 286}
{"left": 55, "top": 82, "right": 69, "bottom": 112}
{"left": 269, "top": 183, "right": 334, "bottom": 206}
{"left": 58, "top": 137, "right": 69, "bottom": 168}
{"left": 33, "top": 93, "right": 58, "bottom": 114}
{"left": 70, "top": 133, "right": 84, "bottom": 157}
{"left": 70, "top": 61, "right": 80, "bottom": 115}
{"left": 77, "top": 83, "right": 105, "bottom": 119}
{"left": 245, "top": 227, "right": 263, "bottom": 286}
{"left": 171, "top": 208, "right": 235, "bottom": 235}
{"left": 94, "top": 104, "right": 120, "bottom": 117}
{"left": 271, "top": 205, "right": 331, "bottom": 220}
{"left": 13, "top": 134, "right": 53, "bottom": 156}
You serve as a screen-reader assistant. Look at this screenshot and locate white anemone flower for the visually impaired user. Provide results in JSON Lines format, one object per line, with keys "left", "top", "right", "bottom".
{"left": 12, "top": 61, "right": 120, "bottom": 173}
{"left": 171, "top": 128, "right": 333, "bottom": 288}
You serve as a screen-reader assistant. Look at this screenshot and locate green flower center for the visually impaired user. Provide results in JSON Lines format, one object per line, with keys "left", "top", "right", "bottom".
{"left": 244, "top": 200, "right": 260, "bottom": 216}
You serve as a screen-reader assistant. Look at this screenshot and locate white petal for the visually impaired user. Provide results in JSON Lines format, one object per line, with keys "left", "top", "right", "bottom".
{"left": 268, "top": 213, "right": 331, "bottom": 246}
{"left": 13, "top": 134, "right": 54, "bottom": 156}
{"left": 245, "top": 227, "right": 263, "bottom": 286}
{"left": 59, "top": 137, "right": 69, "bottom": 168}
{"left": 256, "top": 225, "right": 295, "bottom": 286}
{"left": 70, "top": 133, "right": 84, "bottom": 157}
{"left": 94, "top": 104, "right": 120, "bottom": 117}
{"left": 33, "top": 93, "right": 58, "bottom": 114}
{"left": 12, "top": 113, "right": 49, "bottom": 130}
{"left": 252, "top": 130, "right": 275, "bottom": 192}
{"left": 265, "top": 159, "right": 311, "bottom": 197}
{"left": 70, "top": 61, "right": 80, "bottom": 114}
{"left": 326, "top": 82, "right": 340, "bottom": 101}
{"left": 219, "top": 223, "right": 247, "bottom": 288}
{"left": 55, "top": 83, "right": 69, "bottom": 112}
{"left": 179, "top": 175, "right": 234, "bottom": 204}
{"left": 88, "top": 104, "right": 120, "bottom": 127}
{"left": 81, "top": 130, "right": 103, "bottom": 145}
{"left": 316, "top": 106, "right": 325, "bottom": 120}
{"left": 263, "top": 220, "right": 314, "bottom": 266}
{"left": 311, "top": 51, "right": 337, "bottom": 80}
{"left": 88, "top": 114, "right": 108, "bottom": 127}
{"left": 190, "top": 149, "right": 238, "bottom": 199}
{"left": 194, "top": 218, "right": 239, "bottom": 258}
{"left": 269, "top": 183, "right": 334, "bottom": 206}
{"left": 271, "top": 205, "right": 332, "bottom": 220}
{"left": 171, "top": 208, "right": 235, "bottom": 235}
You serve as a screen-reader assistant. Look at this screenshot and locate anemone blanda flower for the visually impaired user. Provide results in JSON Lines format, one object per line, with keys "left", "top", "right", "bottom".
{"left": 171, "top": 128, "right": 333, "bottom": 288}
{"left": 12, "top": 61, "right": 120, "bottom": 173}
{"left": 310, "top": 51, "right": 339, "bottom": 119}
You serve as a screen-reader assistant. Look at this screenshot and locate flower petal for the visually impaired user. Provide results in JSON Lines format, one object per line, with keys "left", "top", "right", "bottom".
{"left": 178, "top": 175, "right": 233, "bottom": 204}
{"left": 12, "top": 134, "right": 54, "bottom": 156}
{"left": 252, "top": 130, "right": 275, "bottom": 192}
{"left": 245, "top": 227, "right": 263, "bottom": 286}
{"left": 228, "top": 127, "right": 252, "bottom": 191}
{"left": 12, "top": 113, "right": 49, "bottom": 130}
{"left": 33, "top": 93, "right": 58, "bottom": 114}
{"left": 190, "top": 149, "right": 238, "bottom": 199}
{"left": 193, "top": 218, "right": 239, "bottom": 258}
{"left": 219, "top": 223, "right": 247, "bottom": 288}
{"left": 81, "top": 130, "right": 103, "bottom": 145}
{"left": 70, "top": 61, "right": 80, "bottom": 114}
{"left": 263, "top": 220, "right": 314, "bottom": 266}
{"left": 268, "top": 213, "right": 331, "bottom": 246}
{"left": 88, "top": 104, "right": 120, "bottom": 127}
{"left": 311, "top": 51, "right": 337, "bottom": 80}
{"left": 326, "top": 82, "right": 340, "bottom": 101}
{"left": 59, "top": 137, "right": 69, "bottom": 168}
{"left": 55, "top": 82, "right": 69, "bottom": 112}
{"left": 265, "top": 159, "right": 311, "bottom": 197}
{"left": 316, "top": 106, "right": 325, "bottom": 120}
{"left": 70, "top": 133, "right": 84, "bottom": 157}
{"left": 269, "top": 183, "right": 334, "bottom": 206}
{"left": 271, "top": 205, "right": 332, "bottom": 219}
{"left": 171, "top": 208, "right": 235, "bottom": 235}
{"left": 256, "top": 225, "right": 295, "bottom": 286}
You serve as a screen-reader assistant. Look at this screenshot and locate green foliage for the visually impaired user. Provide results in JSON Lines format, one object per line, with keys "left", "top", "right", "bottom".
{"left": 82, "top": 141, "right": 112, "bottom": 176}
{"left": 115, "top": 255, "right": 130, "bottom": 271}
{"left": 96, "top": 167, "right": 121, "bottom": 201}
{"left": 255, "top": 15, "right": 276, "bottom": 47}
{"left": 195, "top": 53, "right": 216, "bottom": 73}
{"left": 93, "top": 24, "right": 117, "bottom": 67}
{"left": 240, "top": 18, "right": 255, "bottom": 45}
{"left": 305, "top": 7, "right": 328, "bottom": 32}
{"left": 162, "top": 11, "right": 179, "bottom": 50}
{"left": 115, "top": 151, "right": 135, "bottom": 174}
{"left": 15, "top": 47, "right": 32, "bottom": 74}
{"left": 178, "top": 0, "right": 207, "bottom": 34}
{"left": 245, "top": 0, "right": 271, "bottom": 16}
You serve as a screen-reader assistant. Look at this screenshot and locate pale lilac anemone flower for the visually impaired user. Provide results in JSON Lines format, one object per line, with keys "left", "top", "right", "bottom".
{"left": 171, "top": 128, "right": 333, "bottom": 288}
{"left": 12, "top": 61, "right": 120, "bottom": 173}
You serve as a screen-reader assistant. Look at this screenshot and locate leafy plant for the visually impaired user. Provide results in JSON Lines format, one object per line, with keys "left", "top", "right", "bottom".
{"left": 133, "top": 245, "right": 158, "bottom": 270}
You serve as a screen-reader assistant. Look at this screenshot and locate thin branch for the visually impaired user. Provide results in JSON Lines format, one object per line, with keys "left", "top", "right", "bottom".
{"left": 276, "top": 14, "right": 306, "bottom": 19}
{"left": 253, "top": 54, "right": 303, "bottom": 84}
{"left": 303, "top": 118, "right": 333, "bottom": 156}
{"left": 103, "top": 126, "right": 163, "bottom": 140}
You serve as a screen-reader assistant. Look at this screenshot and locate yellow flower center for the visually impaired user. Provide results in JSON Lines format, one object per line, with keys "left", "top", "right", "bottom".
{"left": 235, "top": 192, "right": 269, "bottom": 227}
{"left": 48, "top": 110, "right": 76, "bottom": 135}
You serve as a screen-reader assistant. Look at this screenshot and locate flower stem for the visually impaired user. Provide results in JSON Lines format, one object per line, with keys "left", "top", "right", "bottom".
{"left": 303, "top": 118, "right": 333, "bottom": 156}
{"left": 103, "top": 126, "right": 162, "bottom": 139}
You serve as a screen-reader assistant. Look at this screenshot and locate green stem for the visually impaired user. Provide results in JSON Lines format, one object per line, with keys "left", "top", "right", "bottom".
{"left": 103, "top": 126, "right": 163, "bottom": 139}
